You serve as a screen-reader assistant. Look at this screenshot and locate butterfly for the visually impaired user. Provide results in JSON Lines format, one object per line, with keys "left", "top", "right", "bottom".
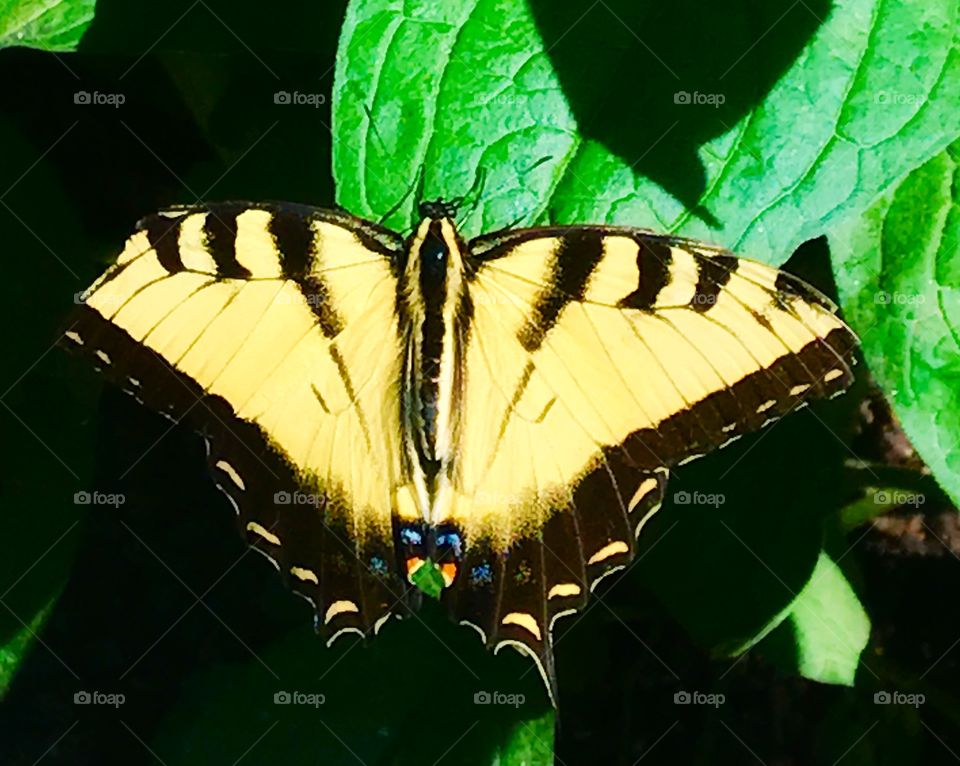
{"left": 63, "top": 200, "right": 857, "bottom": 704}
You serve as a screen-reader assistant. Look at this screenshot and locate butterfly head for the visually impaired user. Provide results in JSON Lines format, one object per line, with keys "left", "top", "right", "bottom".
{"left": 406, "top": 207, "right": 467, "bottom": 283}
{"left": 418, "top": 198, "right": 459, "bottom": 221}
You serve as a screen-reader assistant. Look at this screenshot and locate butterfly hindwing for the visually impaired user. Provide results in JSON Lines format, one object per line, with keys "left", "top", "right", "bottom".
{"left": 63, "top": 202, "right": 415, "bottom": 639}
{"left": 444, "top": 461, "right": 668, "bottom": 704}
{"left": 440, "top": 226, "right": 856, "bottom": 697}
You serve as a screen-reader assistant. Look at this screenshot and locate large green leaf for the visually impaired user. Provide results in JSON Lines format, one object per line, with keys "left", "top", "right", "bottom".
{"left": 330, "top": 0, "right": 935, "bottom": 728}
{"left": 0, "top": 0, "right": 97, "bottom": 51}
{"left": 831, "top": 141, "right": 960, "bottom": 505}
{"left": 161, "top": 0, "right": 957, "bottom": 761}
{"left": 334, "top": 0, "right": 960, "bottom": 264}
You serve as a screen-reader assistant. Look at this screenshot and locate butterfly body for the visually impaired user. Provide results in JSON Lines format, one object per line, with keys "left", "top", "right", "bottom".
{"left": 64, "top": 200, "right": 858, "bottom": 705}
{"left": 397, "top": 215, "right": 468, "bottom": 527}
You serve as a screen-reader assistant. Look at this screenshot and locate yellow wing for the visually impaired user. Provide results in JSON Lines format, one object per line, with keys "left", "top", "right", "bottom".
{"left": 63, "top": 202, "right": 412, "bottom": 640}
{"left": 442, "top": 226, "right": 857, "bottom": 701}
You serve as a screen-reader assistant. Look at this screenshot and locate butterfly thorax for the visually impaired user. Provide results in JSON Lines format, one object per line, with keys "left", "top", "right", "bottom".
{"left": 398, "top": 215, "right": 469, "bottom": 522}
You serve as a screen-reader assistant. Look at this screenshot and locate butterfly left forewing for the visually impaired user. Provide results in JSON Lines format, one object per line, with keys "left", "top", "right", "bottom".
{"left": 442, "top": 226, "right": 857, "bottom": 699}
{"left": 64, "top": 202, "right": 414, "bottom": 641}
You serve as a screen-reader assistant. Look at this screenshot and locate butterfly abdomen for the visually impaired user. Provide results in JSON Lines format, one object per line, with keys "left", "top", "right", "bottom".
{"left": 417, "top": 221, "right": 448, "bottom": 466}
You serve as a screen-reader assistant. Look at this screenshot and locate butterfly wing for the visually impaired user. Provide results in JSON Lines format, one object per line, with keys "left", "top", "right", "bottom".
{"left": 63, "top": 202, "right": 413, "bottom": 641}
{"left": 443, "top": 226, "right": 857, "bottom": 702}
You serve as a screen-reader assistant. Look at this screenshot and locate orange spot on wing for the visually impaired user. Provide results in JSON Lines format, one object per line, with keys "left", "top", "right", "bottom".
{"left": 405, "top": 557, "right": 425, "bottom": 580}
{"left": 440, "top": 562, "right": 458, "bottom": 587}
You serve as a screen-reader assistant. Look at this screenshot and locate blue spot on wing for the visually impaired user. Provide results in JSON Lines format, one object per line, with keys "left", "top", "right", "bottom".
{"left": 469, "top": 562, "right": 493, "bottom": 587}
{"left": 436, "top": 531, "right": 463, "bottom": 557}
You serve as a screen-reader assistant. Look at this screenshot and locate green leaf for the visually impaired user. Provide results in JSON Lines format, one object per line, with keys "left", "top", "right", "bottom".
{"left": 749, "top": 552, "right": 870, "bottom": 686}
{"left": 0, "top": 114, "right": 86, "bottom": 659}
{"left": 839, "top": 486, "right": 929, "bottom": 531}
{"left": 0, "top": 595, "right": 56, "bottom": 698}
{"left": 411, "top": 558, "right": 444, "bottom": 599}
{"left": 0, "top": 0, "right": 97, "bottom": 51}
{"left": 830, "top": 141, "right": 960, "bottom": 505}
{"left": 554, "top": 0, "right": 960, "bottom": 264}
{"left": 787, "top": 552, "right": 871, "bottom": 685}
{"left": 492, "top": 711, "right": 554, "bottom": 766}
{"left": 632, "top": 377, "right": 858, "bottom": 671}
{"left": 334, "top": 0, "right": 960, "bottom": 263}
{"left": 333, "top": 0, "right": 930, "bottom": 710}
{"left": 333, "top": 0, "right": 578, "bottom": 232}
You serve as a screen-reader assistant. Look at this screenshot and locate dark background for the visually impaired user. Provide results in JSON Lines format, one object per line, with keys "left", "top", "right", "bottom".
{"left": 1, "top": 1, "right": 959, "bottom": 763}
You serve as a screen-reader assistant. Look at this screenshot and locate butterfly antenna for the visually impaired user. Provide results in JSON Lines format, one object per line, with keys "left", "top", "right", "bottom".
{"left": 410, "top": 165, "right": 427, "bottom": 228}
{"left": 359, "top": 103, "right": 413, "bottom": 227}
{"left": 500, "top": 207, "right": 534, "bottom": 231}
{"left": 454, "top": 167, "right": 488, "bottom": 228}
{"left": 378, "top": 181, "right": 417, "bottom": 226}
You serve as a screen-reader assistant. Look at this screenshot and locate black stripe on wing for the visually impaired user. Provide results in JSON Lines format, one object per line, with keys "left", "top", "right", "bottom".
{"left": 143, "top": 213, "right": 188, "bottom": 273}
{"left": 517, "top": 230, "right": 605, "bottom": 352}
{"left": 267, "top": 208, "right": 344, "bottom": 337}
{"left": 616, "top": 238, "right": 672, "bottom": 311}
{"left": 616, "top": 324, "right": 857, "bottom": 470}
{"left": 202, "top": 207, "right": 252, "bottom": 279}
{"left": 690, "top": 253, "right": 738, "bottom": 312}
